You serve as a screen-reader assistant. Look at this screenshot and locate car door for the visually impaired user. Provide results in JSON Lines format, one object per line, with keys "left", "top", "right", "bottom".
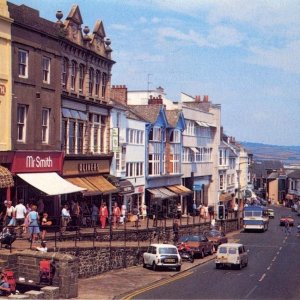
{"left": 201, "top": 236, "right": 209, "bottom": 253}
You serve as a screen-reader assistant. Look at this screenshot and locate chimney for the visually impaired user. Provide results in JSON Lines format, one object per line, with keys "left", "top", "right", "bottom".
{"left": 148, "top": 95, "right": 163, "bottom": 105}
{"left": 111, "top": 85, "right": 128, "bottom": 105}
{"left": 195, "top": 95, "right": 201, "bottom": 102}
{"left": 203, "top": 95, "right": 209, "bottom": 102}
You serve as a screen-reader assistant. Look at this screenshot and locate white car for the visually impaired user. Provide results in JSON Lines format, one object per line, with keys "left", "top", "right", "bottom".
{"left": 215, "top": 243, "right": 248, "bottom": 270}
{"left": 143, "top": 243, "right": 182, "bottom": 271}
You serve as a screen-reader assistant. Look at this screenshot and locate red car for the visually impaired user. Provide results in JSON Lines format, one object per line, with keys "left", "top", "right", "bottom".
{"left": 279, "top": 215, "right": 294, "bottom": 226}
{"left": 204, "top": 229, "right": 228, "bottom": 251}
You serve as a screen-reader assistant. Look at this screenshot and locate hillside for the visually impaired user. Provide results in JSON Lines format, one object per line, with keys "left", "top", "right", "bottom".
{"left": 240, "top": 142, "right": 300, "bottom": 164}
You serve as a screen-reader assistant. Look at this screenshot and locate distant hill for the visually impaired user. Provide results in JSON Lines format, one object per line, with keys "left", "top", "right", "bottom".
{"left": 240, "top": 142, "right": 300, "bottom": 165}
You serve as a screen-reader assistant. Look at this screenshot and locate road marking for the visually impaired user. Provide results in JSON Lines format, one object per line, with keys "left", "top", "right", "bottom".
{"left": 245, "top": 285, "right": 257, "bottom": 298}
{"left": 259, "top": 273, "right": 266, "bottom": 282}
{"left": 272, "top": 257, "right": 277, "bottom": 262}
{"left": 267, "top": 266, "right": 271, "bottom": 270}
{"left": 121, "top": 271, "right": 193, "bottom": 300}
{"left": 279, "top": 246, "right": 282, "bottom": 251}
{"left": 277, "top": 251, "right": 280, "bottom": 255}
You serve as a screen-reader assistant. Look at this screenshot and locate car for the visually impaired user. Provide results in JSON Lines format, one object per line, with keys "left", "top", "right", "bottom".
{"left": 204, "top": 229, "right": 228, "bottom": 251}
{"left": 267, "top": 208, "right": 275, "bottom": 218}
{"left": 215, "top": 243, "right": 248, "bottom": 270}
{"left": 178, "top": 234, "right": 214, "bottom": 258}
{"left": 143, "top": 244, "right": 182, "bottom": 271}
{"left": 279, "top": 215, "right": 294, "bottom": 226}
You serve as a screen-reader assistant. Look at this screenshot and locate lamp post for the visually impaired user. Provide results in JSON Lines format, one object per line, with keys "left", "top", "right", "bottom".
{"left": 236, "top": 169, "right": 241, "bottom": 229}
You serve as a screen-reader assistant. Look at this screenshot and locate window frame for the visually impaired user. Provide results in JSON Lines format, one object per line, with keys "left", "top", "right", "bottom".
{"left": 42, "top": 56, "right": 51, "bottom": 84}
{"left": 18, "top": 49, "right": 28, "bottom": 78}
{"left": 41, "top": 108, "right": 50, "bottom": 144}
{"left": 17, "top": 104, "right": 27, "bottom": 142}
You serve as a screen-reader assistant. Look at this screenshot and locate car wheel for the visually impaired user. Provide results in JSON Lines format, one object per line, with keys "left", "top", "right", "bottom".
{"left": 152, "top": 262, "right": 158, "bottom": 271}
{"left": 175, "top": 265, "right": 181, "bottom": 271}
{"left": 200, "top": 249, "right": 205, "bottom": 259}
{"left": 216, "top": 263, "right": 220, "bottom": 269}
{"left": 244, "top": 261, "right": 248, "bottom": 267}
{"left": 238, "top": 263, "right": 242, "bottom": 270}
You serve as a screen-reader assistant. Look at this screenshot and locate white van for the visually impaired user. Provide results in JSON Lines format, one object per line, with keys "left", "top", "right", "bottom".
{"left": 215, "top": 243, "right": 248, "bottom": 269}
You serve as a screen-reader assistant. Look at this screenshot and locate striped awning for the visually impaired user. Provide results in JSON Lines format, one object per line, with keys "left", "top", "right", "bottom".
{"left": 219, "top": 193, "right": 233, "bottom": 202}
{"left": 166, "top": 185, "right": 193, "bottom": 196}
{"left": 148, "top": 187, "right": 177, "bottom": 199}
{"left": 0, "top": 166, "right": 14, "bottom": 188}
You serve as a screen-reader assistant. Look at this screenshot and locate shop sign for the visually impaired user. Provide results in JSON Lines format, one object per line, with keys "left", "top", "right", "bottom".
{"left": 136, "top": 186, "right": 144, "bottom": 193}
{"left": 0, "top": 84, "right": 6, "bottom": 96}
{"left": 112, "top": 128, "right": 119, "bottom": 152}
{"left": 63, "top": 159, "right": 110, "bottom": 176}
{"left": 193, "top": 184, "right": 201, "bottom": 191}
{"left": 11, "top": 151, "right": 63, "bottom": 173}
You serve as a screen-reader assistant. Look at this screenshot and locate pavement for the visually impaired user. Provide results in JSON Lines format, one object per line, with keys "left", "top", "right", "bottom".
{"left": 76, "top": 230, "right": 240, "bottom": 300}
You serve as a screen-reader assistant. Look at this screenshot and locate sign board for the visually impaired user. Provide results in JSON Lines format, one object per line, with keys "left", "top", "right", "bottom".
{"left": 193, "top": 184, "right": 201, "bottom": 191}
{"left": 0, "top": 84, "right": 6, "bottom": 96}
{"left": 112, "top": 127, "right": 119, "bottom": 152}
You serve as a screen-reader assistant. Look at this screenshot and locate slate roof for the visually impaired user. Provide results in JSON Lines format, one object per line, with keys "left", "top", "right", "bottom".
{"left": 165, "top": 110, "right": 181, "bottom": 127}
{"left": 287, "top": 169, "right": 300, "bottom": 179}
{"left": 182, "top": 101, "right": 210, "bottom": 113}
{"left": 253, "top": 160, "right": 284, "bottom": 178}
{"left": 128, "top": 105, "right": 162, "bottom": 123}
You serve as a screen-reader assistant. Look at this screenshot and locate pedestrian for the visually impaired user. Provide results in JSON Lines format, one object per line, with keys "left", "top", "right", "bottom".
{"left": 99, "top": 202, "right": 108, "bottom": 229}
{"left": 37, "top": 198, "right": 44, "bottom": 218}
{"left": 284, "top": 220, "right": 291, "bottom": 235}
{"left": 61, "top": 204, "right": 71, "bottom": 234}
{"left": 177, "top": 202, "right": 182, "bottom": 219}
{"left": 141, "top": 203, "right": 147, "bottom": 220}
{"left": 0, "top": 269, "right": 10, "bottom": 296}
{"left": 204, "top": 205, "right": 209, "bottom": 220}
{"left": 40, "top": 212, "right": 52, "bottom": 240}
{"left": 4, "top": 201, "right": 15, "bottom": 226}
{"left": 72, "top": 201, "right": 81, "bottom": 228}
{"left": 173, "top": 220, "right": 179, "bottom": 244}
{"left": 121, "top": 203, "right": 127, "bottom": 222}
{"left": 28, "top": 205, "right": 40, "bottom": 243}
{"left": 112, "top": 202, "right": 120, "bottom": 228}
{"left": 91, "top": 203, "right": 99, "bottom": 227}
{"left": 23, "top": 203, "right": 31, "bottom": 234}
{"left": 14, "top": 199, "right": 27, "bottom": 237}
{"left": 199, "top": 205, "right": 205, "bottom": 219}
{"left": 36, "top": 240, "right": 47, "bottom": 253}
{"left": 192, "top": 202, "right": 197, "bottom": 216}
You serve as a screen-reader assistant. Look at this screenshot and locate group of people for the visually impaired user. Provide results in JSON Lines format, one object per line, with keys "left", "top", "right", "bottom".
{"left": 0, "top": 199, "right": 52, "bottom": 244}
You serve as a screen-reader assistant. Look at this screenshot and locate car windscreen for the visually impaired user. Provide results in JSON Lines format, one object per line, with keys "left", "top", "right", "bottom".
{"left": 219, "top": 247, "right": 227, "bottom": 254}
{"left": 228, "top": 247, "right": 237, "bottom": 254}
{"left": 159, "top": 247, "right": 178, "bottom": 255}
{"left": 207, "top": 231, "right": 221, "bottom": 237}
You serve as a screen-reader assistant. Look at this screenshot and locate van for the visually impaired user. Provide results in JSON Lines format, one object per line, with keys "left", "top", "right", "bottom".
{"left": 215, "top": 243, "right": 248, "bottom": 269}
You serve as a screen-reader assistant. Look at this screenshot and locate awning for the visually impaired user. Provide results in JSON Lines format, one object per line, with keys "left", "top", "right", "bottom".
{"left": 0, "top": 166, "right": 14, "bottom": 188}
{"left": 195, "top": 120, "right": 209, "bottom": 128}
{"left": 148, "top": 187, "right": 177, "bottom": 200}
{"left": 17, "top": 172, "right": 86, "bottom": 196}
{"left": 167, "top": 185, "right": 193, "bottom": 196}
{"left": 119, "top": 180, "right": 134, "bottom": 194}
{"left": 190, "top": 147, "right": 199, "bottom": 153}
{"left": 219, "top": 193, "right": 233, "bottom": 202}
{"left": 85, "top": 176, "right": 118, "bottom": 194}
{"left": 66, "top": 177, "right": 101, "bottom": 196}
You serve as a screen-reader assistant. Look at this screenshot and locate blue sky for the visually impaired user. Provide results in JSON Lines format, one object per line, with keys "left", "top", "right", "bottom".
{"left": 10, "top": 0, "right": 300, "bottom": 146}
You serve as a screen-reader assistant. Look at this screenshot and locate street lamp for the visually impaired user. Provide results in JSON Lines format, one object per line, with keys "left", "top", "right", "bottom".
{"left": 236, "top": 169, "right": 241, "bottom": 229}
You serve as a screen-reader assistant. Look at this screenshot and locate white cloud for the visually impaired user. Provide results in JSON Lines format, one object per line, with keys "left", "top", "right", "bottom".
{"left": 110, "top": 23, "right": 132, "bottom": 31}
{"left": 207, "top": 25, "right": 244, "bottom": 47}
{"left": 247, "top": 40, "right": 300, "bottom": 74}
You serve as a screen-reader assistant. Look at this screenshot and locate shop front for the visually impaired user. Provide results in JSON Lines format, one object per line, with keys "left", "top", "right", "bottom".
{"left": 0, "top": 151, "right": 85, "bottom": 219}
{"left": 62, "top": 158, "right": 118, "bottom": 219}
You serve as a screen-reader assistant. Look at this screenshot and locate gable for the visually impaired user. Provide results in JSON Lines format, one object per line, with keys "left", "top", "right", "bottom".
{"left": 154, "top": 107, "right": 168, "bottom": 127}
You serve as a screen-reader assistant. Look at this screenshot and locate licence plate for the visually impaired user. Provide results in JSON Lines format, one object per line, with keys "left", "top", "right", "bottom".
{"left": 165, "top": 258, "right": 175, "bottom": 263}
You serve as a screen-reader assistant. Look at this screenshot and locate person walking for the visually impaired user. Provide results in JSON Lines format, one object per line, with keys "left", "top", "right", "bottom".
{"left": 14, "top": 199, "right": 27, "bottom": 237}
{"left": 91, "top": 203, "right": 99, "bottom": 227}
{"left": 40, "top": 212, "right": 52, "bottom": 240}
{"left": 28, "top": 205, "right": 40, "bottom": 243}
{"left": 112, "top": 202, "right": 120, "bottom": 229}
{"left": 177, "top": 203, "right": 182, "bottom": 219}
{"left": 173, "top": 220, "right": 179, "bottom": 244}
{"left": 284, "top": 219, "right": 291, "bottom": 235}
{"left": 99, "top": 202, "right": 108, "bottom": 229}
{"left": 4, "top": 201, "right": 15, "bottom": 226}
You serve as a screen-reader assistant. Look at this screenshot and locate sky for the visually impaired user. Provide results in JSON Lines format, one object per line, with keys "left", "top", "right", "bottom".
{"left": 10, "top": 0, "right": 300, "bottom": 146}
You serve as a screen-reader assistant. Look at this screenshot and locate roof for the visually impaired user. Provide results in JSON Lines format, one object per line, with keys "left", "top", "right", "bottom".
{"left": 129, "top": 105, "right": 162, "bottom": 123}
{"left": 253, "top": 160, "right": 284, "bottom": 178}
{"left": 149, "top": 244, "right": 177, "bottom": 248}
{"left": 182, "top": 101, "right": 211, "bottom": 113}
{"left": 287, "top": 169, "right": 300, "bottom": 179}
{"left": 165, "top": 110, "right": 181, "bottom": 127}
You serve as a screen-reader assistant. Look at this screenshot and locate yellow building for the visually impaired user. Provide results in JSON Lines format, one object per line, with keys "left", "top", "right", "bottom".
{"left": 0, "top": 0, "right": 12, "bottom": 150}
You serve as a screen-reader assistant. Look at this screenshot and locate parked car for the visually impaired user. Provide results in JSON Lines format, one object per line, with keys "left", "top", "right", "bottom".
{"left": 204, "top": 229, "right": 228, "bottom": 251}
{"left": 143, "top": 244, "right": 182, "bottom": 271}
{"left": 215, "top": 243, "right": 248, "bottom": 270}
{"left": 267, "top": 208, "right": 275, "bottom": 218}
{"left": 279, "top": 215, "right": 294, "bottom": 226}
{"left": 178, "top": 234, "right": 214, "bottom": 258}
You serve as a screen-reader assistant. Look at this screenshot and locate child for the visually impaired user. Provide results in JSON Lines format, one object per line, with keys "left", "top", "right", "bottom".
{"left": 36, "top": 241, "right": 47, "bottom": 252}
{"left": 119, "top": 214, "right": 124, "bottom": 225}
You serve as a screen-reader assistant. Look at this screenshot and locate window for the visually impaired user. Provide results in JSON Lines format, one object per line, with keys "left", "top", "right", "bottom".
{"left": 149, "top": 127, "right": 161, "bottom": 141}
{"left": 18, "top": 50, "right": 28, "bottom": 78}
{"left": 17, "top": 105, "right": 27, "bottom": 142}
{"left": 182, "top": 147, "right": 193, "bottom": 163}
{"left": 41, "top": 108, "right": 50, "bottom": 143}
{"left": 89, "top": 68, "right": 94, "bottom": 95}
{"left": 184, "top": 120, "right": 195, "bottom": 136}
{"left": 101, "top": 72, "right": 107, "bottom": 97}
{"left": 79, "top": 64, "right": 85, "bottom": 92}
{"left": 126, "top": 162, "right": 144, "bottom": 177}
{"left": 170, "top": 144, "right": 180, "bottom": 174}
{"left": 70, "top": 61, "right": 77, "bottom": 90}
{"left": 42, "top": 57, "right": 50, "bottom": 84}
{"left": 169, "top": 129, "right": 180, "bottom": 143}
{"left": 148, "top": 143, "right": 160, "bottom": 176}
{"left": 62, "top": 58, "right": 68, "bottom": 88}
{"left": 95, "top": 70, "right": 101, "bottom": 96}
{"left": 127, "top": 129, "right": 144, "bottom": 144}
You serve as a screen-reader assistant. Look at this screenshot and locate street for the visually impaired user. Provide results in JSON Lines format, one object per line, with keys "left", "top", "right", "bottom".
{"left": 127, "top": 205, "right": 300, "bottom": 299}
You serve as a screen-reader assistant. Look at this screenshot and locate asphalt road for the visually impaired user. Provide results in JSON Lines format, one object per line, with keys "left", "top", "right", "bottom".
{"left": 131, "top": 205, "right": 300, "bottom": 299}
